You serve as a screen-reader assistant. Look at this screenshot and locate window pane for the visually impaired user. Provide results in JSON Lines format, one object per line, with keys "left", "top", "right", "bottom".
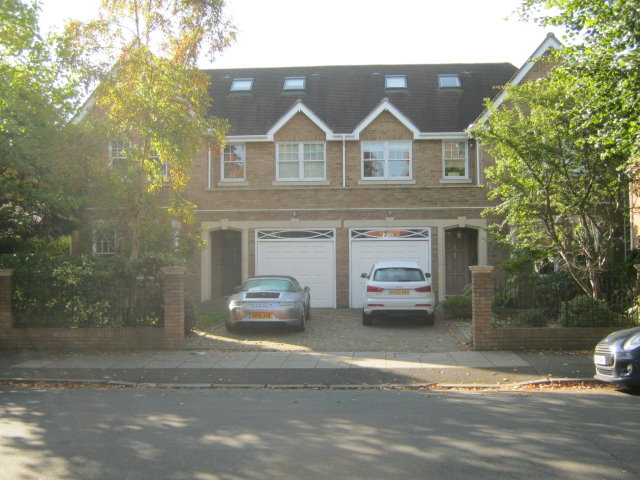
{"left": 279, "top": 162, "right": 299, "bottom": 179}
{"left": 303, "top": 161, "right": 324, "bottom": 178}
{"left": 385, "top": 75, "right": 407, "bottom": 89}
{"left": 230, "top": 78, "right": 253, "bottom": 91}
{"left": 388, "top": 160, "right": 410, "bottom": 178}
{"left": 438, "top": 75, "right": 461, "bottom": 88}
{"left": 363, "top": 142, "right": 384, "bottom": 160}
{"left": 364, "top": 160, "right": 385, "bottom": 178}
{"left": 389, "top": 142, "right": 411, "bottom": 160}
{"left": 303, "top": 144, "right": 323, "bottom": 161}
{"left": 283, "top": 77, "right": 305, "bottom": 90}
{"left": 279, "top": 144, "right": 299, "bottom": 161}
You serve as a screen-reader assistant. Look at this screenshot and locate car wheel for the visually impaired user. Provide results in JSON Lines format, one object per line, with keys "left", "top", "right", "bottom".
{"left": 225, "top": 322, "right": 239, "bottom": 333}
{"left": 305, "top": 303, "right": 311, "bottom": 320}
{"left": 362, "top": 310, "right": 373, "bottom": 326}
{"left": 293, "top": 310, "right": 306, "bottom": 332}
{"left": 424, "top": 313, "right": 435, "bottom": 326}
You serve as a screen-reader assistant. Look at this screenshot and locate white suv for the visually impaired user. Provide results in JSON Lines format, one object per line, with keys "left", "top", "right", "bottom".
{"left": 361, "top": 261, "right": 435, "bottom": 326}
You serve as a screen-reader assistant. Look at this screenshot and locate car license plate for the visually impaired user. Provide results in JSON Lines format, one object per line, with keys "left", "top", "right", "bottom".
{"left": 390, "top": 289, "right": 410, "bottom": 295}
{"left": 251, "top": 313, "right": 273, "bottom": 319}
{"left": 594, "top": 355, "right": 608, "bottom": 366}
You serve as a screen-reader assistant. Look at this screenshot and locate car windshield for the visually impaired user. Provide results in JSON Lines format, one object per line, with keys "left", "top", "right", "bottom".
{"left": 373, "top": 268, "right": 424, "bottom": 282}
{"left": 244, "top": 278, "right": 296, "bottom": 292}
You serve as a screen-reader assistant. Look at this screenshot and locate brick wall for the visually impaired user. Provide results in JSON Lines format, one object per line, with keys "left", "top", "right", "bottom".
{"left": 0, "top": 268, "right": 185, "bottom": 352}
{"left": 470, "top": 265, "right": 620, "bottom": 351}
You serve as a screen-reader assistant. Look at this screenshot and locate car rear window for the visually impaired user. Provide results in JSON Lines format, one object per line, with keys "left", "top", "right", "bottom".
{"left": 244, "top": 279, "right": 295, "bottom": 292}
{"left": 373, "top": 268, "right": 424, "bottom": 282}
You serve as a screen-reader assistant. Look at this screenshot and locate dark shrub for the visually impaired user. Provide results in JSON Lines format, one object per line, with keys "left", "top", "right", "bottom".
{"left": 514, "top": 308, "right": 548, "bottom": 327}
{"left": 442, "top": 294, "right": 472, "bottom": 320}
{"left": 559, "top": 295, "right": 618, "bottom": 327}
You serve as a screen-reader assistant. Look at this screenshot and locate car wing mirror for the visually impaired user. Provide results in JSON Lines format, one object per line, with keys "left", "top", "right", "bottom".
{"left": 360, "top": 273, "right": 368, "bottom": 278}
{"left": 424, "top": 272, "right": 431, "bottom": 278}
{"left": 304, "top": 286, "right": 310, "bottom": 292}
{"left": 234, "top": 285, "right": 243, "bottom": 292}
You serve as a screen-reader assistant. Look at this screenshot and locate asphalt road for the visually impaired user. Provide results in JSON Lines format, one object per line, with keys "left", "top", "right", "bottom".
{"left": 2, "top": 386, "right": 638, "bottom": 479}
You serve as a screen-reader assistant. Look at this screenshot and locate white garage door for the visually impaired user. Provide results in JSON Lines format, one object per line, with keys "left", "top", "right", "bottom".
{"left": 256, "top": 230, "right": 335, "bottom": 308}
{"left": 350, "top": 228, "right": 431, "bottom": 308}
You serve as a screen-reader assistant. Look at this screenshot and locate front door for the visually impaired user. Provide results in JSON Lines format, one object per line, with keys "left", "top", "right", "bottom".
{"left": 445, "top": 228, "right": 478, "bottom": 296}
{"left": 211, "top": 230, "right": 242, "bottom": 298}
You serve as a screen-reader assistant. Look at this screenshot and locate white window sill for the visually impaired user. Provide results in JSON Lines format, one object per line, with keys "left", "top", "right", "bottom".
{"left": 358, "top": 179, "right": 416, "bottom": 185}
{"left": 217, "top": 181, "right": 249, "bottom": 187}
{"left": 272, "top": 180, "right": 330, "bottom": 186}
{"left": 439, "top": 178, "right": 472, "bottom": 184}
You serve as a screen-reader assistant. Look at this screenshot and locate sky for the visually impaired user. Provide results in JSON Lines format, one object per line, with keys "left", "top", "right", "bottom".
{"left": 39, "top": 0, "right": 565, "bottom": 70}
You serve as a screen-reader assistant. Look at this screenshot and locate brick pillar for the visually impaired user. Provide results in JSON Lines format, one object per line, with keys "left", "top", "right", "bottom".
{"left": 469, "top": 265, "right": 495, "bottom": 351}
{"left": 0, "top": 269, "right": 14, "bottom": 331}
{"left": 162, "top": 267, "right": 186, "bottom": 348}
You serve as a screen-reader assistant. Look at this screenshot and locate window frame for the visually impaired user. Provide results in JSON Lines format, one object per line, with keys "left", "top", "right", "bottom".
{"left": 220, "top": 143, "right": 247, "bottom": 182}
{"left": 92, "top": 222, "right": 117, "bottom": 256}
{"left": 276, "top": 142, "right": 326, "bottom": 181}
{"left": 283, "top": 76, "right": 306, "bottom": 91}
{"left": 230, "top": 78, "right": 254, "bottom": 92}
{"left": 385, "top": 75, "right": 407, "bottom": 89}
{"left": 438, "top": 74, "right": 461, "bottom": 88}
{"left": 361, "top": 140, "right": 413, "bottom": 180}
{"left": 442, "top": 141, "right": 469, "bottom": 179}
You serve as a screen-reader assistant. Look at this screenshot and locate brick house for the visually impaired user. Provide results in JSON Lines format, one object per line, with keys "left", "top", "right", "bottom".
{"left": 176, "top": 60, "right": 519, "bottom": 309}
{"left": 83, "top": 36, "right": 563, "bottom": 309}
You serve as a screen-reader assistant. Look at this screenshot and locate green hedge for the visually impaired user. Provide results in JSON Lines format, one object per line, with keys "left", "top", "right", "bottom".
{"left": 0, "top": 253, "right": 179, "bottom": 328}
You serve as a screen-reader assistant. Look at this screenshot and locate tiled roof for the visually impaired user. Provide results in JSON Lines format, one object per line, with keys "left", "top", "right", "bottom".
{"left": 205, "top": 63, "right": 517, "bottom": 136}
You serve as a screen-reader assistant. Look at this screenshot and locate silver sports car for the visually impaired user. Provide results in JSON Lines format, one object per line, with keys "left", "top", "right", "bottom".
{"left": 226, "top": 275, "right": 311, "bottom": 332}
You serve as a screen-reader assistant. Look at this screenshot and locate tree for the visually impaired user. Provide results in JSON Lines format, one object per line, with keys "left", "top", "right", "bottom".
{"left": 518, "top": 0, "right": 640, "bottom": 163}
{"left": 471, "top": 77, "right": 628, "bottom": 299}
{"left": 64, "top": 0, "right": 235, "bottom": 259}
{"left": 0, "top": 0, "right": 85, "bottom": 251}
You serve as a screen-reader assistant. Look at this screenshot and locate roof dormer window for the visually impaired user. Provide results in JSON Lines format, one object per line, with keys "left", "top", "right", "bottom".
{"left": 230, "top": 78, "right": 254, "bottom": 92}
{"left": 283, "top": 76, "right": 306, "bottom": 91}
{"left": 438, "top": 74, "right": 461, "bottom": 88}
{"left": 385, "top": 75, "right": 407, "bottom": 89}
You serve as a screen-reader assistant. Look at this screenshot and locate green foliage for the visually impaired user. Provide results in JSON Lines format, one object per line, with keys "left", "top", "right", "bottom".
{"left": 0, "top": 0, "right": 85, "bottom": 246}
{"left": 441, "top": 287, "right": 472, "bottom": 320}
{"left": 472, "top": 76, "right": 628, "bottom": 299}
{"left": 514, "top": 308, "right": 548, "bottom": 327}
{"left": 0, "top": 253, "right": 182, "bottom": 328}
{"left": 559, "top": 295, "right": 618, "bottom": 327}
{"left": 64, "top": 0, "right": 235, "bottom": 259}
{"left": 518, "top": 0, "right": 640, "bottom": 163}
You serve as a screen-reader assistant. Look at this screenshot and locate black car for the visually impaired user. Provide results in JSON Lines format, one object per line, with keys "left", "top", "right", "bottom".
{"left": 594, "top": 327, "right": 640, "bottom": 386}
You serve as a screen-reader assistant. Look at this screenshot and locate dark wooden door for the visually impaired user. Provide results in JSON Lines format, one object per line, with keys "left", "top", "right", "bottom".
{"left": 445, "top": 228, "right": 478, "bottom": 296}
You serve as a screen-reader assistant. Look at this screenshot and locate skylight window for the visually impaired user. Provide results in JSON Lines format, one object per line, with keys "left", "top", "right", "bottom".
{"left": 230, "top": 78, "right": 254, "bottom": 92}
{"left": 385, "top": 75, "right": 407, "bottom": 89}
{"left": 283, "top": 77, "right": 306, "bottom": 91}
{"left": 438, "top": 74, "right": 461, "bottom": 88}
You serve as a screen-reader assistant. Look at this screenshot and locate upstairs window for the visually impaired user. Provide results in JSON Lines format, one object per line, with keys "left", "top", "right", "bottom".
{"left": 221, "top": 144, "right": 246, "bottom": 181}
{"left": 92, "top": 222, "right": 117, "bottom": 255}
{"left": 443, "top": 141, "right": 468, "bottom": 178}
{"left": 283, "top": 76, "right": 306, "bottom": 91}
{"left": 230, "top": 78, "right": 254, "bottom": 92}
{"left": 362, "top": 141, "right": 412, "bottom": 180}
{"left": 108, "top": 139, "right": 129, "bottom": 169}
{"left": 438, "top": 74, "right": 461, "bottom": 88}
{"left": 276, "top": 142, "right": 325, "bottom": 181}
{"left": 385, "top": 75, "right": 407, "bottom": 89}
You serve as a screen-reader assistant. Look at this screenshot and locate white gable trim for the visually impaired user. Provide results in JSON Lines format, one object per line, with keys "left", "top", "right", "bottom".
{"left": 474, "top": 33, "right": 563, "bottom": 126}
{"left": 352, "top": 98, "right": 421, "bottom": 140}
{"left": 266, "top": 100, "right": 334, "bottom": 140}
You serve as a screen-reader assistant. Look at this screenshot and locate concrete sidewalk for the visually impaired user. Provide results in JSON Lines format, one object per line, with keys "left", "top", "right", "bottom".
{"left": 0, "top": 349, "right": 597, "bottom": 388}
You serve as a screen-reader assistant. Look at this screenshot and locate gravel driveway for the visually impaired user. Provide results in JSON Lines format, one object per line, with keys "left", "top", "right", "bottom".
{"left": 187, "top": 309, "right": 471, "bottom": 353}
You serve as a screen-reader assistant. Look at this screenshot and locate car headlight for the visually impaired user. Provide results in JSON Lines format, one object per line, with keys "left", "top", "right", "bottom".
{"left": 623, "top": 333, "right": 640, "bottom": 351}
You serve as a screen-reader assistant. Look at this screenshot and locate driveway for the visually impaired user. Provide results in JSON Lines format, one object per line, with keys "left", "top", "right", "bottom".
{"left": 187, "top": 309, "right": 471, "bottom": 353}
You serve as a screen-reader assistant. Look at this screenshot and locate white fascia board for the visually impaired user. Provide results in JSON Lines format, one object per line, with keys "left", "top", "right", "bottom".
{"left": 226, "top": 135, "right": 272, "bottom": 143}
{"left": 417, "top": 132, "right": 468, "bottom": 140}
{"left": 266, "top": 100, "right": 334, "bottom": 140}
{"left": 352, "top": 98, "right": 421, "bottom": 140}
{"left": 71, "top": 93, "right": 96, "bottom": 124}
{"left": 473, "top": 33, "right": 563, "bottom": 127}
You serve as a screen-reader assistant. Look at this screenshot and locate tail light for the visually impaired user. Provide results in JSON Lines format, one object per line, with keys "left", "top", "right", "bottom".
{"left": 367, "top": 285, "right": 385, "bottom": 293}
{"left": 415, "top": 285, "right": 431, "bottom": 293}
